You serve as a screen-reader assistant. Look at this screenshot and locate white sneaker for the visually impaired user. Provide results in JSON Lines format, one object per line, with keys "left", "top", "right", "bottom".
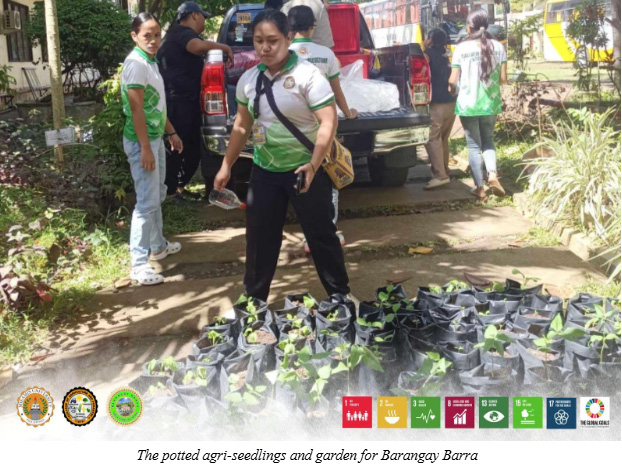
{"left": 130, "top": 267, "right": 164, "bottom": 286}
{"left": 424, "top": 178, "right": 450, "bottom": 190}
{"left": 149, "top": 241, "right": 181, "bottom": 261}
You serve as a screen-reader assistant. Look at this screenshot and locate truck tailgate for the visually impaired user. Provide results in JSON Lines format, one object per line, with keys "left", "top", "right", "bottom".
{"left": 337, "top": 107, "right": 430, "bottom": 134}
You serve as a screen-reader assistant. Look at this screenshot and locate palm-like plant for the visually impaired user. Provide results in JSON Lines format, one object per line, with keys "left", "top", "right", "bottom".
{"left": 524, "top": 109, "right": 621, "bottom": 282}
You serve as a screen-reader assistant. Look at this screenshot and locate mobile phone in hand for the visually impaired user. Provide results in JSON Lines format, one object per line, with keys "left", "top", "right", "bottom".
{"left": 295, "top": 172, "right": 304, "bottom": 195}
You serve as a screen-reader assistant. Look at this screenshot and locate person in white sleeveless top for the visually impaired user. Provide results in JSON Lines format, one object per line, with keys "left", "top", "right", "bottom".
{"left": 287, "top": 5, "right": 357, "bottom": 253}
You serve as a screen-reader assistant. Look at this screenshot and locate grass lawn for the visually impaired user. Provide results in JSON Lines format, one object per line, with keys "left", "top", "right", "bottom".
{"left": 509, "top": 59, "right": 577, "bottom": 82}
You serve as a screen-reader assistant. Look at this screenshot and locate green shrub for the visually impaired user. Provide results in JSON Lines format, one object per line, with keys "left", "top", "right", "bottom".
{"left": 525, "top": 109, "right": 621, "bottom": 281}
{"left": 27, "top": 0, "right": 132, "bottom": 92}
{"left": 91, "top": 68, "right": 133, "bottom": 201}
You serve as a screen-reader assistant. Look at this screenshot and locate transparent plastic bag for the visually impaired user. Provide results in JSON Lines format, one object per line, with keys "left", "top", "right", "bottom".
{"left": 338, "top": 60, "right": 400, "bottom": 115}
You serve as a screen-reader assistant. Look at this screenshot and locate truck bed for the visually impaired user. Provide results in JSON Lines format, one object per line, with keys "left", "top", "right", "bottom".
{"left": 337, "top": 108, "right": 429, "bottom": 134}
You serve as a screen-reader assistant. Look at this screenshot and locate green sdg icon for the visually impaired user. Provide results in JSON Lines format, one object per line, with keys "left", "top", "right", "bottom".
{"left": 513, "top": 397, "right": 543, "bottom": 429}
{"left": 411, "top": 397, "right": 440, "bottom": 429}
{"left": 479, "top": 397, "right": 509, "bottom": 428}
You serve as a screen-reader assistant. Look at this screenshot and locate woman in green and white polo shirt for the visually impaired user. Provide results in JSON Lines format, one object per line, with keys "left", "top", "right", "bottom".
{"left": 287, "top": 5, "right": 358, "bottom": 252}
{"left": 448, "top": 9, "right": 507, "bottom": 202}
{"left": 122, "top": 13, "right": 184, "bottom": 285}
{"left": 213, "top": 9, "right": 350, "bottom": 301}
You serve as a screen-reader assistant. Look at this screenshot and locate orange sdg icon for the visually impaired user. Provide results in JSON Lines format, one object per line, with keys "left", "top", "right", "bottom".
{"left": 17, "top": 386, "right": 55, "bottom": 427}
{"left": 378, "top": 396, "right": 408, "bottom": 428}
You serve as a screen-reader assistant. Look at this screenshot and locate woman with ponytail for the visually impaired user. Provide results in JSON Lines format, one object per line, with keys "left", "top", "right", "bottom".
{"left": 448, "top": 9, "right": 507, "bottom": 201}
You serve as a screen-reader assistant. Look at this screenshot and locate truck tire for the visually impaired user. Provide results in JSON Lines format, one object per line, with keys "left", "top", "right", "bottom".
{"left": 367, "top": 155, "right": 411, "bottom": 187}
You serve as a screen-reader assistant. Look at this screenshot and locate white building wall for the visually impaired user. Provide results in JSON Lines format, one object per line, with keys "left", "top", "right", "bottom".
{"left": 0, "top": 0, "right": 50, "bottom": 99}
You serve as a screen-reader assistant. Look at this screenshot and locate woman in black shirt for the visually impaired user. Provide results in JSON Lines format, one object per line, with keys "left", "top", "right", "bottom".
{"left": 423, "top": 29, "right": 456, "bottom": 190}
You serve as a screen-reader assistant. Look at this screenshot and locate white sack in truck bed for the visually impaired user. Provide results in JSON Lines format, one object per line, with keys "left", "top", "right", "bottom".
{"left": 337, "top": 60, "right": 400, "bottom": 116}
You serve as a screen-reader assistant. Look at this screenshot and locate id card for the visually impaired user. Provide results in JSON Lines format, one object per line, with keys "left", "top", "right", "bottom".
{"left": 252, "top": 123, "right": 266, "bottom": 146}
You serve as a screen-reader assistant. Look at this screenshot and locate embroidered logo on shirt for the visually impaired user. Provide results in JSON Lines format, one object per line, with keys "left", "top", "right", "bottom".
{"left": 283, "top": 76, "right": 296, "bottom": 89}
{"left": 298, "top": 47, "right": 308, "bottom": 56}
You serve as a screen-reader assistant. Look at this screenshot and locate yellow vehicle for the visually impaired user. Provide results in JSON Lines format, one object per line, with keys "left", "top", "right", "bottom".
{"left": 543, "top": 0, "right": 613, "bottom": 62}
{"left": 359, "top": 0, "right": 507, "bottom": 49}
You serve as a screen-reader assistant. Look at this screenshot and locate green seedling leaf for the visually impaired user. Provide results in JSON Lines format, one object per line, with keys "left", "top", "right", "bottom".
{"left": 362, "top": 351, "right": 383, "bottom": 372}
{"left": 224, "top": 392, "right": 243, "bottom": 403}
{"left": 242, "top": 392, "right": 260, "bottom": 406}
{"left": 550, "top": 314, "right": 564, "bottom": 333}
{"left": 303, "top": 296, "right": 316, "bottom": 309}
{"left": 318, "top": 364, "right": 332, "bottom": 380}
{"left": 557, "top": 327, "right": 586, "bottom": 340}
{"left": 484, "top": 325, "right": 498, "bottom": 340}
{"left": 332, "top": 362, "right": 348, "bottom": 374}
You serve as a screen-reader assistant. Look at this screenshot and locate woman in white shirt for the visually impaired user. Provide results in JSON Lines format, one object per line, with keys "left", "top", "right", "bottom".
{"left": 288, "top": 5, "right": 358, "bottom": 251}
{"left": 213, "top": 9, "right": 350, "bottom": 301}
{"left": 448, "top": 9, "right": 507, "bottom": 202}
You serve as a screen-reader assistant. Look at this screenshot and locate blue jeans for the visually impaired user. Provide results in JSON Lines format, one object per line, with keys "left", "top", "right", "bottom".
{"left": 123, "top": 137, "right": 167, "bottom": 271}
{"left": 460, "top": 115, "right": 497, "bottom": 187}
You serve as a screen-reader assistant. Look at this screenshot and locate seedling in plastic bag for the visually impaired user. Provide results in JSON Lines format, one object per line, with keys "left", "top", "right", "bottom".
{"left": 584, "top": 306, "right": 621, "bottom": 364}
{"left": 511, "top": 268, "right": 540, "bottom": 288}
{"left": 212, "top": 316, "right": 228, "bottom": 326}
{"left": 147, "top": 382, "right": 173, "bottom": 398}
{"left": 303, "top": 296, "right": 317, "bottom": 311}
{"left": 181, "top": 367, "right": 209, "bottom": 387}
{"left": 475, "top": 325, "right": 513, "bottom": 376}
{"left": 585, "top": 303, "right": 620, "bottom": 332}
{"left": 236, "top": 294, "right": 258, "bottom": 314}
{"left": 146, "top": 356, "right": 181, "bottom": 376}
{"left": 207, "top": 330, "right": 226, "bottom": 346}
{"left": 225, "top": 374, "right": 267, "bottom": 410}
{"left": 476, "top": 325, "right": 512, "bottom": 356}
{"left": 331, "top": 342, "right": 384, "bottom": 395}
{"left": 392, "top": 352, "right": 452, "bottom": 396}
{"left": 243, "top": 327, "right": 259, "bottom": 344}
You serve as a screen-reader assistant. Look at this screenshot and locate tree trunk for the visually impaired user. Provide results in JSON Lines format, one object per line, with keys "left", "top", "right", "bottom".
{"left": 44, "top": 0, "right": 65, "bottom": 169}
{"left": 138, "top": 0, "right": 146, "bottom": 13}
{"left": 149, "top": 0, "right": 163, "bottom": 20}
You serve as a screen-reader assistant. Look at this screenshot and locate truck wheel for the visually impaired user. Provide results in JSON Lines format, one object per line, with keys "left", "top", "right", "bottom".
{"left": 368, "top": 157, "right": 410, "bottom": 186}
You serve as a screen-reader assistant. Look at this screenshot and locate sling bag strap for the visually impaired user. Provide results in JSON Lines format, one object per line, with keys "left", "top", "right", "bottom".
{"left": 259, "top": 73, "right": 316, "bottom": 155}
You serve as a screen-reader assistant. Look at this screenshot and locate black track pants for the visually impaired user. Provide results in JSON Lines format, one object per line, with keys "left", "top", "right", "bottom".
{"left": 244, "top": 164, "right": 350, "bottom": 301}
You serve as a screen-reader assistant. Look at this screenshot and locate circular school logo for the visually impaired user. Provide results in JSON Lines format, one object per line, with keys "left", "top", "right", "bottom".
{"left": 298, "top": 47, "right": 308, "bottom": 56}
{"left": 63, "top": 387, "right": 98, "bottom": 426}
{"left": 16, "top": 386, "right": 54, "bottom": 427}
{"left": 107, "top": 387, "right": 143, "bottom": 426}
{"left": 283, "top": 76, "right": 296, "bottom": 89}
{"left": 585, "top": 398, "right": 605, "bottom": 419}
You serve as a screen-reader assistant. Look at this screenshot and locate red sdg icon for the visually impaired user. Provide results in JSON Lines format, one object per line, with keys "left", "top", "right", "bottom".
{"left": 445, "top": 396, "right": 475, "bottom": 429}
{"left": 342, "top": 396, "right": 372, "bottom": 428}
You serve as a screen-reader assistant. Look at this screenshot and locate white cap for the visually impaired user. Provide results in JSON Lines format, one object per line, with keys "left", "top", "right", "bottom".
{"left": 207, "top": 49, "right": 223, "bottom": 63}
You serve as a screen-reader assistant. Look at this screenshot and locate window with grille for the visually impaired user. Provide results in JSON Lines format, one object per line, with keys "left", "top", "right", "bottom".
{"left": 4, "top": 0, "right": 33, "bottom": 62}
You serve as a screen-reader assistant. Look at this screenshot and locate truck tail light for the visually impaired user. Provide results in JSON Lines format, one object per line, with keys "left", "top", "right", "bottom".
{"left": 410, "top": 56, "right": 430, "bottom": 106}
{"left": 201, "top": 62, "right": 227, "bottom": 115}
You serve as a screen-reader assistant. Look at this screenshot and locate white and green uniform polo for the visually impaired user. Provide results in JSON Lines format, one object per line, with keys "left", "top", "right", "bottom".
{"left": 289, "top": 38, "right": 340, "bottom": 80}
{"left": 121, "top": 47, "right": 167, "bottom": 141}
{"left": 451, "top": 39, "right": 507, "bottom": 116}
{"left": 235, "top": 51, "right": 335, "bottom": 172}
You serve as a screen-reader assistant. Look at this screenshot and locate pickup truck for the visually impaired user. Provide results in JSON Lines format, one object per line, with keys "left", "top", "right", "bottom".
{"left": 200, "top": 2, "right": 431, "bottom": 191}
